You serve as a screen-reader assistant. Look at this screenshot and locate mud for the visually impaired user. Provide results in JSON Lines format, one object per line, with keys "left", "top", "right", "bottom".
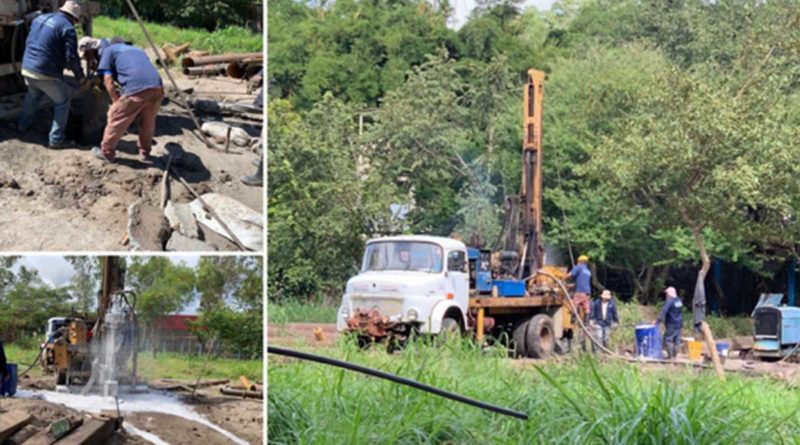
{"left": 0, "top": 75, "right": 262, "bottom": 251}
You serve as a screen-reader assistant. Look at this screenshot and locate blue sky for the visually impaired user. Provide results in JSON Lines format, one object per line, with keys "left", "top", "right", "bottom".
{"left": 13, "top": 256, "right": 203, "bottom": 315}
{"left": 451, "top": 0, "right": 557, "bottom": 28}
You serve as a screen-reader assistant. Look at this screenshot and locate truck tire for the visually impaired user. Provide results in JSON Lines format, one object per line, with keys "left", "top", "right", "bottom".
{"left": 526, "top": 314, "right": 555, "bottom": 359}
{"left": 436, "top": 317, "right": 460, "bottom": 346}
{"left": 512, "top": 320, "right": 529, "bottom": 358}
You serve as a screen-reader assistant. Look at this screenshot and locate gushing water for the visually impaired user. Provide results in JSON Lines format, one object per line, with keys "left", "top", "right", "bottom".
{"left": 81, "top": 293, "right": 134, "bottom": 397}
{"left": 16, "top": 389, "right": 250, "bottom": 445}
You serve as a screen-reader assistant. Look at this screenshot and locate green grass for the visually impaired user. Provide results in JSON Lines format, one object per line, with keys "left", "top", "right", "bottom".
{"left": 93, "top": 16, "right": 262, "bottom": 54}
{"left": 5, "top": 343, "right": 262, "bottom": 383}
{"left": 268, "top": 338, "right": 800, "bottom": 444}
{"left": 269, "top": 300, "right": 338, "bottom": 324}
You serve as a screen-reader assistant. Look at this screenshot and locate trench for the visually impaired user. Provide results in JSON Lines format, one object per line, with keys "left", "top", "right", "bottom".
{"left": 15, "top": 389, "right": 249, "bottom": 445}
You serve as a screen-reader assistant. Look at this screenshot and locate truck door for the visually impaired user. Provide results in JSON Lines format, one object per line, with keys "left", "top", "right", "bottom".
{"left": 447, "top": 250, "right": 470, "bottom": 310}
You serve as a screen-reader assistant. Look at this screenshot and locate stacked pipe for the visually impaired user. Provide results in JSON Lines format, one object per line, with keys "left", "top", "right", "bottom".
{"left": 182, "top": 52, "right": 263, "bottom": 80}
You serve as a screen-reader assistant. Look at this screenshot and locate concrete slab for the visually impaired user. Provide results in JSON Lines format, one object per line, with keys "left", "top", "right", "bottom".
{"left": 127, "top": 201, "right": 170, "bottom": 251}
{"left": 166, "top": 233, "right": 218, "bottom": 252}
{"left": 164, "top": 201, "right": 200, "bottom": 238}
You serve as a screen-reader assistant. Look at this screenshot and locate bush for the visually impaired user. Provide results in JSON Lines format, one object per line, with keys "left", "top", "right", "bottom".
{"left": 101, "top": 0, "right": 257, "bottom": 31}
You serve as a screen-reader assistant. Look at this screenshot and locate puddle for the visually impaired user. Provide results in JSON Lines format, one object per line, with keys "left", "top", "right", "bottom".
{"left": 16, "top": 389, "right": 249, "bottom": 445}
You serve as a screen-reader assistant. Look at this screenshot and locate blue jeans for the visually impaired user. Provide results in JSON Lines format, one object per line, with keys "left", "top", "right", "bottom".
{"left": 19, "top": 76, "right": 72, "bottom": 145}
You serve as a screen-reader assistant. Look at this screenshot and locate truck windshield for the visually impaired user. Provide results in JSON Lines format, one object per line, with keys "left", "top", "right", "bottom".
{"left": 362, "top": 242, "right": 443, "bottom": 273}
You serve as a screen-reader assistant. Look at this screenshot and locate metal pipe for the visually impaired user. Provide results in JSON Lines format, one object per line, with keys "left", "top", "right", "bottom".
{"left": 267, "top": 345, "right": 529, "bottom": 420}
{"left": 182, "top": 52, "right": 262, "bottom": 68}
{"left": 184, "top": 64, "right": 228, "bottom": 77}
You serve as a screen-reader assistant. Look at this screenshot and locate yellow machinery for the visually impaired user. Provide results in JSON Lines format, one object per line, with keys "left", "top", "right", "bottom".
{"left": 40, "top": 257, "right": 138, "bottom": 387}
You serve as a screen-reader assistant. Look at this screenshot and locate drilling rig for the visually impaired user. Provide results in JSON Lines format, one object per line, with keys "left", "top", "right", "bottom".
{"left": 40, "top": 257, "right": 138, "bottom": 394}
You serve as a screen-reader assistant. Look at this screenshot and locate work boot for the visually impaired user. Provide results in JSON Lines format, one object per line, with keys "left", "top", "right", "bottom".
{"left": 48, "top": 139, "right": 78, "bottom": 149}
{"left": 240, "top": 173, "right": 262, "bottom": 187}
{"left": 91, "top": 146, "right": 113, "bottom": 163}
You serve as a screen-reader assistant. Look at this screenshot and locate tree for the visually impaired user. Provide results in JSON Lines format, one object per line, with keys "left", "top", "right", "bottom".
{"left": 127, "top": 257, "right": 196, "bottom": 355}
{"left": 65, "top": 256, "right": 99, "bottom": 313}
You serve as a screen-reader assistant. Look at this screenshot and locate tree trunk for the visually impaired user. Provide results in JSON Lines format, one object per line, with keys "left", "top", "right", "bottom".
{"left": 681, "top": 206, "right": 710, "bottom": 329}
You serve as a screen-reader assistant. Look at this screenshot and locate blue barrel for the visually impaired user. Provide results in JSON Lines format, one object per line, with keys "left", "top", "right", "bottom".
{"left": 634, "top": 324, "right": 663, "bottom": 359}
{"left": 1, "top": 363, "right": 17, "bottom": 397}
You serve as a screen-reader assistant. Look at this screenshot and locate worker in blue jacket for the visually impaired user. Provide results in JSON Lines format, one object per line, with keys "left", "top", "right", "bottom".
{"left": 18, "top": 1, "right": 88, "bottom": 148}
{"left": 654, "top": 286, "right": 684, "bottom": 359}
{"left": 589, "top": 290, "right": 619, "bottom": 352}
{"left": 569, "top": 255, "right": 592, "bottom": 351}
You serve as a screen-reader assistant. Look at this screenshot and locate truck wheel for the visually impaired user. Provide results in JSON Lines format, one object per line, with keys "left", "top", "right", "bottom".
{"left": 436, "top": 317, "right": 460, "bottom": 346}
{"left": 526, "top": 314, "right": 555, "bottom": 359}
{"left": 512, "top": 320, "right": 529, "bottom": 358}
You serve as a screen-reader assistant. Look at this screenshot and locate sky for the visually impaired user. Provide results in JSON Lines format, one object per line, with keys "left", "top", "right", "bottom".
{"left": 12, "top": 256, "right": 203, "bottom": 314}
{"left": 450, "top": 0, "right": 557, "bottom": 28}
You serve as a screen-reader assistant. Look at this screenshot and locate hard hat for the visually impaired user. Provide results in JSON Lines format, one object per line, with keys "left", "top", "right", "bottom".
{"left": 60, "top": 0, "right": 82, "bottom": 20}
{"left": 577, "top": 255, "right": 589, "bottom": 263}
{"left": 78, "top": 36, "right": 100, "bottom": 57}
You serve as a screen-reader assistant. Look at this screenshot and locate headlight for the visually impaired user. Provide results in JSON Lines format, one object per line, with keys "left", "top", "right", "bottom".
{"left": 340, "top": 307, "right": 350, "bottom": 319}
{"left": 407, "top": 308, "right": 419, "bottom": 322}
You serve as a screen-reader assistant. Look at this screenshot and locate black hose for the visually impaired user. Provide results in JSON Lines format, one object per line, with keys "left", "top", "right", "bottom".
{"left": 267, "top": 345, "right": 529, "bottom": 420}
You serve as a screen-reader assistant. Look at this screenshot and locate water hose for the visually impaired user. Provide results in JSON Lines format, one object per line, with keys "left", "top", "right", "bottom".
{"left": 267, "top": 345, "right": 529, "bottom": 420}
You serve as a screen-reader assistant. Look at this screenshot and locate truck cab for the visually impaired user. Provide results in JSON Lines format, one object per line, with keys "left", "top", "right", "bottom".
{"left": 337, "top": 235, "right": 470, "bottom": 341}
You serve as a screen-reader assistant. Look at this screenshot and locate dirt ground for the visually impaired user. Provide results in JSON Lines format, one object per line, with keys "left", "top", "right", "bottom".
{"left": 0, "top": 74, "right": 262, "bottom": 251}
{"left": 268, "top": 323, "right": 800, "bottom": 386}
{"left": 6, "top": 378, "right": 263, "bottom": 444}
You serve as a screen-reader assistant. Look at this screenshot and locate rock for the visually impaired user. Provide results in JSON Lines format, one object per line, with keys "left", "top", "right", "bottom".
{"left": 128, "top": 201, "right": 170, "bottom": 251}
{"left": 0, "top": 173, "right": 20, "bottom": 189}
{"left": 24, "top": 189, "right": 34, "bottom": 197}
{"left": 164, "top": 201, "right": 200, "bottom": 238}
{"left": 166, "top": 233, "right": 217, "bottom": 252}
{"left": 201, "top": 121, "right": 252, "bottom": 147}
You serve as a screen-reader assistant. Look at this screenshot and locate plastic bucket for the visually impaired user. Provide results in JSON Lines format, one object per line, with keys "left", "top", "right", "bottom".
{"left": 1, "top": 363, "right": 17, "bottom": 397}
{"left": 634, "top": 324, "right": 662, "bottom": 359}
{"left": 715, "top": 341, "right": 729, "bottom": 364}
{"left": 687, "top": 341, "right": 703, "bottom": 361}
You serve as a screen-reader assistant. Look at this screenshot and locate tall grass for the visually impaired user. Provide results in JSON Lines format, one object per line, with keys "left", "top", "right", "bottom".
{"left": 269, "top": 300, "right": 338, "bottom": 324}
{"left": 93, "top": 16, "right": 262, "bottom": 54}
{"left": 268, "top": 338, "right": 800, "bottom": 444}
{"left": 5, "top": 345, "right": 262, "bottom": 382}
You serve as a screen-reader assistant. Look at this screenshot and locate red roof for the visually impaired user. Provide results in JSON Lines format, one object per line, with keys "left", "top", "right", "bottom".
{"left": 156, "top": 315, "right": 198, "bottom": 332}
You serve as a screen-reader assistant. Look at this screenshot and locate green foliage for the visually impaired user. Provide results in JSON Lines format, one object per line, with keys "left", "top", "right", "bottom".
{"left": 0, "top": 265, "right": 71, "bottom": 342}
{"left": 99, "top": 0, "right": 257, "bottom": 31}
{"left": 65, "top": 256, "right": 99, "bottom": 313}
{"left": 268, "top": 301, "right": 338, "bottom": 324}
{"left": 196, "top": 308, "right": 262, "bottom": 358}
{"left": 93, "top": 16, "right": 262, "bottom": 54}
{"left": 268, "top": 343, "right": 800, "bottom": 444}
{"left": 127, "top": 257, "right": 196, "bottom": 325}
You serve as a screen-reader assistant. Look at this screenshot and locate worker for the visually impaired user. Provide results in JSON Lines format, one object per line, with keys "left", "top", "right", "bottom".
{"left": 653, "top": 286, "right": 684, "bottom": 359}
{"left": 78, "top": 36, "right": 126, "bottom": 73}
{"left": 90, "top": 41, "right": 164, "bottom": 163}
{"left": 589, "top": 290, "right": 619, "bottom": 352}
{"left": 17, "top": 0, "right": 88, "bottom": 149}
{"left": 569, "top": 255, "right": 592, "bottom": 351}
{"left": 0, "top": 336, "right": 7, "bottom": 385}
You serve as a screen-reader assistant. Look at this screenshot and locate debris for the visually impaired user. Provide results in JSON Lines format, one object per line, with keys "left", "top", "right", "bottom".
{"left": 220, "top": 386, "right": 263, "bottom": 399}
{"left": 0, "top": 172, "right": 20, "bottom": 189}
{"left": 127, "top": 201, "right": 170, "bottom": 251}
{"left": 166, "top": 232, "right": 217, "bottom": 252}
{"left": 0, "top": 411, "right": 32, "bottom": 442}
{"left": 170, "top": 169, "right": 249, "bottom": 251}
{"left": 181, "top": 52, "right": 263, "bottom": 68}
{"left": 184, "top": 64, "right": 228, "bottom": 77}
{"left": 201, "top": 121, "right": 253, "bottom": 147}
{"left": 160, "top": 154, "right": 173, "bottom": 210}
{"left": 239, "top": 376, "right": 256, "bottom": 391}
{"left": 57, "top": 417, "right": 116, "bottom": 445}
{"left": 189, "top": 99, "right": 261, "bottom": 117}
{"left": 189, "top": 193, "right": 263, "bottom": 251}
{"left": 314, "top": 327, "right": 325, "bottom": 342}
{"left": 162, "top": 42, "right": 191, "bottom": 65}
{"left": 164, "top": 201, "right": 200, "bottom": 238}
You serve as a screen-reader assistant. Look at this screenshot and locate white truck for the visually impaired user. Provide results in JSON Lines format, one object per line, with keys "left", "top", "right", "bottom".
{"left": 337, "top": 236, "right": 469, "bottom": 342}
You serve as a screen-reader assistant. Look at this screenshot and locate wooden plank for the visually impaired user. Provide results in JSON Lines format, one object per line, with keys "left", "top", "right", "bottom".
{"left": 0, "top": 411, "right": 32, "bottom": 442}
{"left": 700, "top": 321, "right": 726, "bottom": 381}
{"left": 57, "top": 419, "right": 115, "bottom": 445}
{"left": 4, "top": 424, "right": 37, "bottom": 445}
{"left": 469, "top": 296, "right": 562, "bottom": 308}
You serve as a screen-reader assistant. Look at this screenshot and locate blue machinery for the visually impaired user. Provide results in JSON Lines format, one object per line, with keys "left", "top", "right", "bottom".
{"left": 752, "top": 293, "right": 800, "bottom": 359}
